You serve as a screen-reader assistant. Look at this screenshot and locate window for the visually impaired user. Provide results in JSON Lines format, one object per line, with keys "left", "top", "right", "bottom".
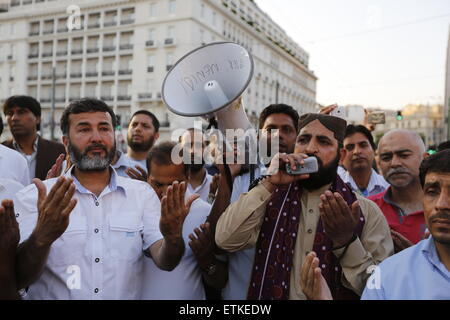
{"left": 169, "top": 0, "right": 176, "bottom": 14}
{"left": 149, "top": 2, "right": 157, "bottom": 17}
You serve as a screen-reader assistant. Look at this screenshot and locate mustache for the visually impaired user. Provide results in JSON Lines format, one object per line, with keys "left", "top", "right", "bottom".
{"left": 85, "top": 144, "right": 108, "bottom": 153}
{"left": 431, "top": 210, "right": 450, "bottom": 222}
{"left": 387, "top": 167, "right": 411, "bottom": 177}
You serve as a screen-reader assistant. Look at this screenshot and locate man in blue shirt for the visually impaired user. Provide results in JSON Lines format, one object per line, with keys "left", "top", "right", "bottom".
{"left": 361, "top": 149, "right": 450, "bottom": 300}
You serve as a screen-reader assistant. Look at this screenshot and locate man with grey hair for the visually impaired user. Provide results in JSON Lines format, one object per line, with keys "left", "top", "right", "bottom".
{"left": 369, "top": 130, "right": 428, "bottom": 252}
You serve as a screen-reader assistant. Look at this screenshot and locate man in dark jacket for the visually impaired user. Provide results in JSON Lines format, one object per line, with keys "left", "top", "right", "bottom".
{"left": 2, "top": 95, "right": 65, "bottom": 181}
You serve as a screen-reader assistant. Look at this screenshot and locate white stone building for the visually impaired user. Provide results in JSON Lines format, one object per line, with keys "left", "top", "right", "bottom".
{"left": 0, "top": 0, "right": 317, "bottom": 140}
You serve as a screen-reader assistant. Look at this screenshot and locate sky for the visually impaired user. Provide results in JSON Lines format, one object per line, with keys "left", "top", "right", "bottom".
{"left": 255, "top": 0, "right": 450, "bottom": 110}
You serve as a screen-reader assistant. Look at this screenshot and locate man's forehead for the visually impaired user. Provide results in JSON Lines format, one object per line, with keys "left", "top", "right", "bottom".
{"left": 344, "top": 132, "right": 370, "bottom": 145}
{"left": 70, "top": 111, "right": 112, "bottom": 125}
{"left": 264, "top": 113, "right": 295, "bottom": 127}
{"left": 379, "top": 133, "right": 418, "bottom": 152}
{"left": 299, "top": 119, "right": 335, "bottom": 137}
{"left": 131, "top": 113, "right": 153, "bottom": 125}
{"left": 425, "top": 172, "right": 450, "bottom": 185}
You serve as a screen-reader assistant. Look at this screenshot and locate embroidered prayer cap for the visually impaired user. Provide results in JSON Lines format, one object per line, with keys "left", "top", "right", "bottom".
{"left": 298, "top": 114, "right": 347, "bottom": 144}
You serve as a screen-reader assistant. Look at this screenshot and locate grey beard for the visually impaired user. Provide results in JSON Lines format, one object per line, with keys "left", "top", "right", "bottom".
{"left": 69, "top": 143, "right": 115, "bottom": 172}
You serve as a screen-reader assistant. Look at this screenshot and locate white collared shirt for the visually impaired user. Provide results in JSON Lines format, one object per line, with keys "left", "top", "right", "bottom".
{"left": 187, "top": 171, "right": 213, "bottom": 202}
{"left": 141, "top": 194, "right": 211, "bottom": 300}
{"left": 112, "top": 151, "right": 134, "bottom": 178}
{"left": 339, "top": 168, "right": 389, "bottom": 197}
{"left": 13, "top": 136, "right": 38, "bottom": 181}
{"left": 0, "top": 178, "right": 24, "bottom": 201}
{"left": 14, "top": 166, "right": 162, "bottom": 300}
{"left": 0, "top": 144, "right": 30, "bottom": 186}
{"left": 223, "top": 164, "right": 266, "bottom": 300}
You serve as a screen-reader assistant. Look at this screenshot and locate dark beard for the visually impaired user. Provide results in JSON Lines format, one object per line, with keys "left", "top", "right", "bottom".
{"left": 127, "top": 136, "right": 155, "bottom": 153}
{"left": 298, "top": 153, "right": 340, "bottom": 191}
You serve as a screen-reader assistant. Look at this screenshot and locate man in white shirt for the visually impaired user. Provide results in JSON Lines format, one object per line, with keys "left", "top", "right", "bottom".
{"left": 13, "top": 99, "right": 195, "bottom": 300}
{"left": 124, "top": 110, "right": 160, "bottom": 178}
{"left": 0, "top": 116, "right": 30, "bottom": 186}
{"left": 142, "top": 141, "right": 227, "bottom": 299}
{"left": 339, "top": 125, "right": 389, "bottom": 197}
{"left": 0, "top": 178, "right": 24, "bottom": 202}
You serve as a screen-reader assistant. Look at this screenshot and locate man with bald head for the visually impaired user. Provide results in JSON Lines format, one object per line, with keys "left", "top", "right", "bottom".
{"left": 369, "top": 130, "right": 428, "bottom": 252}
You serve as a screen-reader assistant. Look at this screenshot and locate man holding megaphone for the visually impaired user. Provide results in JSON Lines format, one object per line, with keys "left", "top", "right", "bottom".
{"left": 215, "top": 113, "right": 394, "bottom": 300}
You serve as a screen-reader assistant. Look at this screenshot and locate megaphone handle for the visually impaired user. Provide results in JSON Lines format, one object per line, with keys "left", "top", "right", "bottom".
{"left": 222, "top": 160, "right": 234, "bottom": 193}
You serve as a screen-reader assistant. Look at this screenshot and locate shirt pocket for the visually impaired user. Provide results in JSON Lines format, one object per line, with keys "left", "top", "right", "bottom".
{"left": 48, "top": 216, "right": 88, "bottom": 267}
{"left": 109, "top": 214, "right": 144, "bottom": 262}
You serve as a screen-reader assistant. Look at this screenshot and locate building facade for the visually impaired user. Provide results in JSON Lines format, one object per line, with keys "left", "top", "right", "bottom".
{"left": 371, "top": 104, "right": 445, "bottom": 147}
{"left": 0, "top": 0, "right": 317, "bottom": 140}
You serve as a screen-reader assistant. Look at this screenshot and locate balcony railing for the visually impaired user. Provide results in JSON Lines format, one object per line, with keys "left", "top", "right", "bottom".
{"left": 28, "top": 53, "right": 39, "bottom": 58}
{"left": 164, "top": 38, "right": 174, "bottom": 45}
{"left": 56, "top": 51, "right": 68, "bottom": 56}
{"left": 104, "top": 21, "right": 116, "bottom": 27}
{"left": 138, "top": 93, "right": 152, "bottom": 100}
{"left": 41, "top": 75, "right": 52, "bottom": 80}
{"left": 42, "top": 52, "right": 53, "bottom": 57}
{"left": 88, "top": 23, "right": 100, "bottom": 29}
{"left": 102, "top": 71, "right": 115, "bottom": 76}
{"left": 23, "top": 0, "right": 32, "bottom": 4}
{"left": 118, "top": 70, "right": 132, "bottom": 75}
{"left": 55, "top": 73, "right": 67, "bottom": 79}
{"left": 86, "top": 72, "right": 98, "bottom": 77}
{"left": 27, "top": 76, "right": 38, "bottom": 81}
{"left": 120, "top": 19, "right": 134, "bottom": 25}
{"left": 11, "top": 0, "right": 20, "bottom": 7}
{"left": 71, "top": 49, "right": 83, "bottom": 55}
{"left": 43, "top": 29, "right": 54, "bottom": 35}
{"left": 40, "top": 98, "right": 51, "bottom": 103}
{"left": 29, "top": 31, "right": 40, "bottom": 36}
{"left": 117, "top": 95, "right": 131, "bottom": 101}
{"left": 101, "top": 96, "right": 114, "bottom": 101}
{"left": 87, "top": 48, "right": 99, "bottom": 53}
{"left": 103, "top": 46, "right": 116, "bottom": 52}
{"left": 70, "top": 73, "right": 82, "bottom": 78}
{"left": 55, "top": 97, "right": 66, "bottom": 102}
{"left": 119, "top": 44, "right": 133, "bottom": 50}
{"left": 146, "top": 40, "right": 155, "bottom": 47}
{"left": 57, "top": 27, "right": 67, "bottom": 33}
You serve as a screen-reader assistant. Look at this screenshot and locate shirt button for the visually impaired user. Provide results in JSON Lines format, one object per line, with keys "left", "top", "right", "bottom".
{"left": 94, "top": 288, "right": 99, "bottom": 293}
{"left": 15, "top": 213, "right": 19, "bottom": 218}
{"left": 309, "top": 209, "right": 314, "bottom": 214}
{"left": 95, "top": 258, "right": 100, "bottom": 263}
{"left": 94, "top": 228, "right": 99, "bottom": 234}
{"left": 307, "top": 229, "right": 313, "bottom": 234}
{"left": 95, "top": 201, "right": 99, "bottom": 207}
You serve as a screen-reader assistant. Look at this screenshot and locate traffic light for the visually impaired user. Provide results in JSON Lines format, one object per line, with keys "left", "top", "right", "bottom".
{"left": 396, "top": 111, "right": 403, "bottom": 121}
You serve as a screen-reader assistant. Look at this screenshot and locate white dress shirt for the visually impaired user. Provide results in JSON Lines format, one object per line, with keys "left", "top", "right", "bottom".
{"left": 0, "top": 144, "right": 30, "bottom": 186}
{"left": 0, "top": 178, "right": 24, "bottom": 202}
{"left": 223, "top": 164, "right": 266, "bottom": 300}
{"left": 13, "top": 137, "right": 38, "bottom": 181}
{"left": 14, "top": 166, "right": 163, "bottom": 300}
{"left": 141, "top": 195, "right": 211, "bottom": 300}
{"left": 339, "top": 168, "right": 389, "bottom": 197}
{"left": 187, "top": 171, "right": 213, "bottom": 202}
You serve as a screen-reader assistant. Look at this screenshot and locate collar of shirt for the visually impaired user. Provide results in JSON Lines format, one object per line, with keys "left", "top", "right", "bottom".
{"left": 13, "top": 135, "right": 39, "bottom": 156}
{"left": 190, "top": 170, "right": 211, "bottom": 193}
{"left": 64, "top": 165, "right": 127, "bottom": 197}
{"left": 342, "top": 168, "right": 388, "bottom": 196}
{"left": 112, "top": 151, "right": 130, "bottom": 171}
{"left": 422, "top": 237, "right": 450, "bottom": 281}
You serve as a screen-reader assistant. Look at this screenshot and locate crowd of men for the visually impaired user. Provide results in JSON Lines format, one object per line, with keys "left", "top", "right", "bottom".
{"left": 0, "top": 95, "right": 449, "bottom": 300}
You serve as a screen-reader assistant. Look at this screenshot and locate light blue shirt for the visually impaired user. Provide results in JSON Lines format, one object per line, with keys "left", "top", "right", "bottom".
{"left": 362, "top": 237, "right": 450, "bottom": 300}
{"left": 339, "top": 168, "right": 389, "bottom": 197}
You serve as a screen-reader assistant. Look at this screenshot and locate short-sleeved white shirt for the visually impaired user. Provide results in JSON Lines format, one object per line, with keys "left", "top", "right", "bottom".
{"left": 0, "top": 144, "right": 30, "bottom": 186}
{"left": 14, "top": 166, "right": 162, "bottom": 300}
{"left": 141, "top": 195, "right": 211, "bottom": 300}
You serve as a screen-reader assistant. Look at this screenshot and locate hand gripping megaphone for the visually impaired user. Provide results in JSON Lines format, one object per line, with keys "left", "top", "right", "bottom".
{"left": 162, "top": 42, "right": 254, "bottom": 133}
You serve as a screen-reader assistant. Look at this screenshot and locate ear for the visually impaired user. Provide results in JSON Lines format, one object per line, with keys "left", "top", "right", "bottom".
{"left": 154, "top": 132, "right": 160, "bottom": 142}
{"left": 340, "top": 148, "right": 347, "bottom": 162}
{"left": 423, "top": 151, "right": 430, "bottom": 159}
{"left": 62, "top": 135, "right": 69, "bottom": 149}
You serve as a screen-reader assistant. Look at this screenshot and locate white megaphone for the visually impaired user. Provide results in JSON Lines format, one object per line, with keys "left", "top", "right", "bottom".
{"left": 162, "top": 42, "right": 254, "bottom": 134}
